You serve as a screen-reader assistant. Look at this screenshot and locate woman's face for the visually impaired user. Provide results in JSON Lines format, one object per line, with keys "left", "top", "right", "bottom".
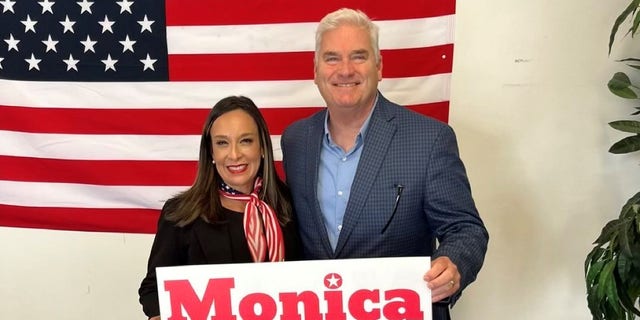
{"left": 210, "top": 109, "right": 263, "bottom": 194}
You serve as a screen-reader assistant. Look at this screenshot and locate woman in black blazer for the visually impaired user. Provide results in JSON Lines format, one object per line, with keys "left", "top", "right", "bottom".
{"left": 138, "top": 96, "right": 301, "bottom": 319}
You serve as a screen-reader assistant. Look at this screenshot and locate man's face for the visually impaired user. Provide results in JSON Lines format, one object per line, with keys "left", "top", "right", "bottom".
{"left": 314, "top": 24, "right": 382, "bottom": 111}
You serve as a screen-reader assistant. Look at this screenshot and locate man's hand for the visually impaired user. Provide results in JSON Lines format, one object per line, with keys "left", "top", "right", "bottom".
{"left": 423, "top": 256, "right": 460, "bottom": 302}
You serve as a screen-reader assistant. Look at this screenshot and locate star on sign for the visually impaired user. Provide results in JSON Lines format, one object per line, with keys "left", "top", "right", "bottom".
{"left": 4, "top": 34, "right": 20, "bottom": 52}
{"left": 38, "top": 0, "right": 55, "bottom": 14}
{"left": 137, "top": 15, "right": 154, "bottom": 33}
{"left": 80, "top": 35, "right": 97, "bottom": 53}
{"left": 21, "top": 15, "right": 38, "bottom": 33}
{"left": 116, "top": 0, "right": 133, "bottom": 14}
{"left": 0, "top": 0, "right": 16, "bottom": 13}
{"left": 140, "top": 53, "right": 156, "bottom": 71}
{"left": 0, "top": 57, "right": 4, "bottom": 69}
{"left": 42, "top": 35, "right": 59, "bottom": 52}
{"left": 101, "top": 54, "right": 117, "bottom": 71}
{"left": 99, "top": 15, "right": 115, "bottom": 33}
{"left": 25, "top": 53, "right": 42, "bottom": 71}
{"left": 63, "top": 54, "right": 79, "bottom": 71}
{"left": 59, "top": 15, "right": 76, "bottom": 33}
{"left": 325, "top": 273, "right": 341, "bottom": 288}
{"left": 77, "top": 0, "right": 93, "bottom": 14}
{"left": 119, "top": 35, "right": 136, "bottom": 52}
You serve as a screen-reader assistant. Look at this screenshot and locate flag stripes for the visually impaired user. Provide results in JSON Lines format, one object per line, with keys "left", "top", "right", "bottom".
{"left": 0, "top": 0, "right": 456, "bottom": 233}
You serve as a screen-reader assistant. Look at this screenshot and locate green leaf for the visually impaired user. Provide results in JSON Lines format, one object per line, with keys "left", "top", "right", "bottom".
{"left": 608, "top": 72, "right": 639, "bottom": 99}
{"left": 619, "top": 58, "right": 640, "bottom": 62}
{"left": 610, "top": 0, "right": 640, "bottom": 54}
{"left": 609, "top": 120, "right": 640, "bottom": 133}
{"left": 587, "top": 258, "right": 606, "bottom": 288}
{"left": 593, "top": 218, "right": 623, "bottom": 245}
{"left": 609, "top": 135, "right": 640, "bottom": 154}
{"left": 633, "top": 6, "right": 640, "bottom": 36}
{"left": 586, "top": 247, "right": 606, "bottom": 273}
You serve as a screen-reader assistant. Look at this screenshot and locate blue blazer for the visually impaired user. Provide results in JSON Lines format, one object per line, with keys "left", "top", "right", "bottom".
{"left": 281, "top": 93, "right": 488, "bottom": 319}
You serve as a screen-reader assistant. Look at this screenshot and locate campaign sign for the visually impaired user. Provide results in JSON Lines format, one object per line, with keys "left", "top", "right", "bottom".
{"left": 157, "top": 256, "right": 431, "bottom": 320}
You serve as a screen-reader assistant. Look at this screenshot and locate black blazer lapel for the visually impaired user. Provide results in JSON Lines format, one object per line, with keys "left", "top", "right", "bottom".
{"left": 191, "top": 218, "right": 234, "bottom": 263}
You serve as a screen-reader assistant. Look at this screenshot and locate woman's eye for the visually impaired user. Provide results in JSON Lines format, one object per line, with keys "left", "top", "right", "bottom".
{"left": 214, "top": 140, "right": 227, "bottom": 146}
{"left": 241, "top": 138, "right": 253, "bottom": 144}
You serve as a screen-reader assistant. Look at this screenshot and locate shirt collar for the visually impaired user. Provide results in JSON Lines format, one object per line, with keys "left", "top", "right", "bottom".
{"left": 323, "top": 93, "right": 379, "bottom": 141}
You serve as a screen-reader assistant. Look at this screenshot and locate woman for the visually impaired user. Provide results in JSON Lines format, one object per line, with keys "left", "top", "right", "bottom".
{"left": 138, "top": 96, "right": 301, "bottom": 319}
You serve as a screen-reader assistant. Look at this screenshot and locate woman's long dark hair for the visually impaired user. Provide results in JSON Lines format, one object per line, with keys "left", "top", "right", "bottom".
{"left": 166, "top": 96, "right": 292, "bottom": 226}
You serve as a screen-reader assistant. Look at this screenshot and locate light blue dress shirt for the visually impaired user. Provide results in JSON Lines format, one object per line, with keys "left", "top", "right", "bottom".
{"left": 318, "top": 99, "right": 377, "bottom": 250}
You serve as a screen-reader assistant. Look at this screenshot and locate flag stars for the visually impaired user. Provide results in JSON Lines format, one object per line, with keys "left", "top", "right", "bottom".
{"left": 80, "top": 35, "right": 97, "bottom": 53}
{"left": 101, "top": 54, "right": 117, "bottom": 71}
{"left": 25, "top": 54, "right": 42, "bottom": 71}
{"left": 0, "top": 0, "right": 16, "bottom": 13}
{"left": 63, "top": 54, "right": 79, "bottom": 71}
{"left": 99, "top": 15, "right": 115, "bottom": 33}
{"left": 116, "top": 0, "right": 133, "bottom": 14}
{"left": 59, "top": 15, "right": 76, "bottom": 33}
{"left": 4, "top": 34, "right": 20, "bottom": 52}
{"left": 0, "top": 57, "right": 4, "bottom": 69}
{"left": 21, "top": 15, "right": 38, "bottom": 33}
{"left": 137, "top": 15, "right": 154, "bottom": 33}
{"left": 42, "top": 35, "right": 59, "bottom": 52}
{"left": 38, "top": 0, "right": 55, "bottom": 14}
{"left": 77, "top": 0, "right": 93, "bottom": 14}
{"left": 119, "top": 35, "right": 136, "bottom": 52}
{"left": 140, "top": 54, "right": 156, "bottom": 71}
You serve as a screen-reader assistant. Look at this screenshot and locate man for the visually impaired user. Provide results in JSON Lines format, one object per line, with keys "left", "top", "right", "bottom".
{"left": 281, "top": 8, "right": 488, "bottom": 319}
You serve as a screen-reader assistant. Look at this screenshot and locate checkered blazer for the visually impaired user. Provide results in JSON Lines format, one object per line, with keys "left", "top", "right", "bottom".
{"left": 281, "top": 93, "right": 488, "bottom": 319}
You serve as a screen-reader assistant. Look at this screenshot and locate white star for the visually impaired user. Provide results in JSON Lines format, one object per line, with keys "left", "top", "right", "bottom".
{"left": 63, "top": 54, "right": 79, "bottom": 71}
{"left": 0, "top": 0, "right": 16, "bottom": 13}
{"left": 21, "top": 15, "right": 38, "bottom": 33}
{"left": 77, "top": 0, "right": 93, "bottom": 14}
{"left": 42, "top": 35, "right": 59, "bottom": 52}
{"left": 59, "top": 15, "right": 76, "bottom": 33}
{"left": 137, "top": 15, "right": 154, "bottom": 33}
{"left": 38, "top": 0, "right": 55, "bottom": 14}
{"left": 80, "top": 35, "right": 97, "bottom": 53}
{"left": 25, "top": 53, "right": 42, "bottom": 71}
{"left": 119, "top": 35, "right": 136, "bottom": 53}
{"left": 116, "top": 0, "right": 133, "bottom": 13}
{"left": 140, "top": 53, "right": 156, "bottom": 71}
{"left": 0, "top": 57, "right": 4, "bottom": 69}
{"left": 326, "top": 274, "right": 340, "bottom": 287}
{"left": 4, "top": 34, "right": 20, "bottom": 52}
{"left": 98, "top": 15, "right": 115, "bottom": 33}
{"left": 101, "top": 54, "right": 117, "bottom": 71}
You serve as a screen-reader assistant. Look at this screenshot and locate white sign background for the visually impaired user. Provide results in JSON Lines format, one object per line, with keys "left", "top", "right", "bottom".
{"left": 157, "top": 256, "right": 432, "bottom": 320}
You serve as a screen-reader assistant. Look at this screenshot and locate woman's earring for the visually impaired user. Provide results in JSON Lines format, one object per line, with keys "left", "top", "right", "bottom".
{"left": 212, "top": 160, "right": 216, "bottom": 164}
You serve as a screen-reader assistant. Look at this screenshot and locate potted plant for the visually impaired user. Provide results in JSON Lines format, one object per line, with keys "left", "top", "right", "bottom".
{"left": 584, "top": 1, "right": 640, "bottom": 319}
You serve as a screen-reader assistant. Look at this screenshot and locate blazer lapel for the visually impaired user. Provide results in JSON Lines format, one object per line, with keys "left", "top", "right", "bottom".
{"left": 334, "top": 96, "right": 397, "bottom": 256}
{"left": 306, "top": 111, "right": 335, "bottom": 257}
{"left": 192, "top": 218, "right": 234, "bottom": 263}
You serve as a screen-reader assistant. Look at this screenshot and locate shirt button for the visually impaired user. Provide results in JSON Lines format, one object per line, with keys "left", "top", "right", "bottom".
{"left": 337, "top": 225, "right": 342, "bottom": 231}
{"left": 337, "top": 190, "right": 343, "bottom": 196}
{"left": 341, "top": 157, "right": 347, "bottom": 162}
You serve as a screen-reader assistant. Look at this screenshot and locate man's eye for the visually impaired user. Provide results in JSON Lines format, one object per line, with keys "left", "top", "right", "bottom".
{"left": 353, "top": 55, "right": 366, "bottom": 61}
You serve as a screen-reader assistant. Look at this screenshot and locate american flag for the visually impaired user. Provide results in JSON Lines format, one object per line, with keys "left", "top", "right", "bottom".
{"left": 0, "top": 0, "right": 455, "bottom": 233}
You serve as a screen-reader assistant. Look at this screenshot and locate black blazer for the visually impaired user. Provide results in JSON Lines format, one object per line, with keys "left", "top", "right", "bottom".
{"left": 138, "top": 199, "right": 301, "bottom": 318}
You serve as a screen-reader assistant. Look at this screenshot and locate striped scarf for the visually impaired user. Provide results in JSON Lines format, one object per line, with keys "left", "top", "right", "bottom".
{"left": 218, "top": 177, "right": 285, "bottom": 262}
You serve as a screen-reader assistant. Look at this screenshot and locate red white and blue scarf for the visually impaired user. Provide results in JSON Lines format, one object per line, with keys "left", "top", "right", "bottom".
{"left": 218, "top": 177, "right": 284, "bottom": 262}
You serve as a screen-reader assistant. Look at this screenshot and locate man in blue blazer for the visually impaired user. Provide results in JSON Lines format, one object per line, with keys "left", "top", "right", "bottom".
{"left": 281, "top": 8, "right": 488, "bottom": 320}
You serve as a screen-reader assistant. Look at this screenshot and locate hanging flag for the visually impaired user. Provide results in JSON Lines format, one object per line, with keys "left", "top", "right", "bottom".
{"left": 0, "top": 0, "right": 455, "bottom": 233}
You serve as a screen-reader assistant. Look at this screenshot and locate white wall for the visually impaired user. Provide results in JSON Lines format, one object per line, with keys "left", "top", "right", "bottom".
{"left": 1, "top": 1, "right": 639, "bottom": 319}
